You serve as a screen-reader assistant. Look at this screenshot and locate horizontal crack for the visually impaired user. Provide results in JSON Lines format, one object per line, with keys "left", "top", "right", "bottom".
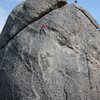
{"left": 0, "top": 1, "right": 66, "bottom": 51}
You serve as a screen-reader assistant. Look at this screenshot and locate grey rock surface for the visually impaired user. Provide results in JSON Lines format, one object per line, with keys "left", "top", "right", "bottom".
{"left": 73, "top": 4, "right": 100, "bottom": 29}
{"left": 0, "top": 0, "right": 67, "bottom": 50}
{"left": 0, "top": 0, "right": 100, "bottom": 100}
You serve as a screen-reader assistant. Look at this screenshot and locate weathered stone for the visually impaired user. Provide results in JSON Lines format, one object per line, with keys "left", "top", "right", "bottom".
{"left": 0, "top": 1, "right": 100, "bottom": 100}
{"left": 0, "top": 0, "right": 67, "bottom": 50}
{"left": 73, "top": 4, "right": 100, "bottom": 29}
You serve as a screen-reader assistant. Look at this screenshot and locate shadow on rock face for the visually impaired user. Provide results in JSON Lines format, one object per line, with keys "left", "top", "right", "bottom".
{"left": 0, "top": 70, "right": 20, "bottom": 100}
{"left": 0, "top": 70, "right": 13, "bottom": 99}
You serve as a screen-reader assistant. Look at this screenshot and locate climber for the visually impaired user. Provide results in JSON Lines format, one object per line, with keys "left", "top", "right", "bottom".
{"left": 40, "top": 23, "right": 48, "bottom": 29}
{"left": 40, "top": 23, "right": 48, "bottom": 34}
{"left": 75, "top": 0, "right": 77, "bottom": 3}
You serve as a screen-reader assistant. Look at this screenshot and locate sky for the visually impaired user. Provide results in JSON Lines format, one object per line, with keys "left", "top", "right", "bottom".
{"left": 0, "top": 0, "right": 100, "bottom": 32}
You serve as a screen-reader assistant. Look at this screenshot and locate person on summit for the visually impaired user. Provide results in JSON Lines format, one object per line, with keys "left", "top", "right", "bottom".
{"left": 75, "top": 0, "right": 77, "bottom": 3}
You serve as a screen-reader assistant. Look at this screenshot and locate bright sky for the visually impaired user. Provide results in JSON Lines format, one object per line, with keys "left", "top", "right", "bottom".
{"left": 0, "top": 0, "right": 100, "bottom": 32}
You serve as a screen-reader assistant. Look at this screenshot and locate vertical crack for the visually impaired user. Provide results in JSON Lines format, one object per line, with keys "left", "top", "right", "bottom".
{"left": 64, "top": 86, "right": 68, "bottom": 100}
{"left": 85, "top": 52, "right": 93, "bottom": 90}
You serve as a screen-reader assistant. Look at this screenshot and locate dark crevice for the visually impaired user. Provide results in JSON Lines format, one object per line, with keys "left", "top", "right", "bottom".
{"left": 57, "top": 1, "right": 67, "bottom": 8}
{"left": 0, "top": 1, "right": 66, "bottom": 51}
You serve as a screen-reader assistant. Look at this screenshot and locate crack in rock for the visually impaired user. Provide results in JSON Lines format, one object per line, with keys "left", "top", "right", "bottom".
{"left": 0, "top": 1, "right": 67, "bottom": 51}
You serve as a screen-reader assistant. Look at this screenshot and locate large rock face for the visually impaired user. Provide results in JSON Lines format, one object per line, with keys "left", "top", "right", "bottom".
{"left": 0, "top": 0, "right": 100, "bottom": 100}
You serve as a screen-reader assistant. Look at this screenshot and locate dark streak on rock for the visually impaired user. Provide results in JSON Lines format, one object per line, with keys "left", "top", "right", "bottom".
{"left": 85, "top": 52, "right": 93, "bottom": 90}
{"left": 64, "top": 86, "right": 68, "bottom": 100}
